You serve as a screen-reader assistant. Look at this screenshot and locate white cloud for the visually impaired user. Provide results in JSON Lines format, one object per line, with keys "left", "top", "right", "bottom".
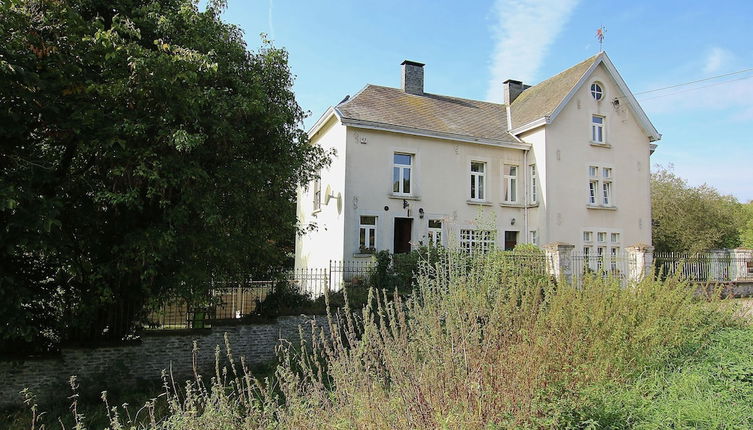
{"left": 486, "top": 0, "right": 581, "bottom": 102}
{"left": 703, "top": 47, "right": 732, "bottom": 74}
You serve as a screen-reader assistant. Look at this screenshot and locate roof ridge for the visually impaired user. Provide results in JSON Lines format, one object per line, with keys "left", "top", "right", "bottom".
{"left": 363, "top": 84, "right": 506, "bottom": 107}
{"left": 337, "top": 84, "right": 371, "bottom": 108}
{"left": 336, "top": 83, "right": 516, "bottom": 142}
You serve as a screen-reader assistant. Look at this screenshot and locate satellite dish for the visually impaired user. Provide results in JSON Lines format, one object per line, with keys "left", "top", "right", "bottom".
{"left": 336, "top": 192, "right": 342, "bottom": 213}
{"left": 324, "top": 184, "right": 332, "bottom": 205}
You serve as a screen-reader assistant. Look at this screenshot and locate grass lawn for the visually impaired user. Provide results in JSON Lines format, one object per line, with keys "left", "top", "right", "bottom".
{"left": 568, "top": 324, "right": 753, "bottom": 429}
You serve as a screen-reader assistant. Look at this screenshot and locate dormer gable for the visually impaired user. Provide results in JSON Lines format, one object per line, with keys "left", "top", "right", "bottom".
{"left": 509, "top": 52, "right": 661, "bottom": 142}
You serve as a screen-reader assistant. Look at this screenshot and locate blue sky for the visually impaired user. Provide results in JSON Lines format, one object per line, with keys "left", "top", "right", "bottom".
{"left": 211, "top": 0, "right": 753, "bottom": 202}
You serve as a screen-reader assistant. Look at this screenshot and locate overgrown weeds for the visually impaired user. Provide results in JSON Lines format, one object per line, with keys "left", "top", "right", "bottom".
{"left": 14, "top": 249, "right": 739, "bottom": 429}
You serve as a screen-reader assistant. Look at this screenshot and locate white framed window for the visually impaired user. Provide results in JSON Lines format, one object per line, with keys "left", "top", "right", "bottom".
{"left": 602, "top": 167, "right": 613, "bottom": 206}
{"left": 597, "top": 232, "right": 607, "bottom": 243}
{"left": 529, "top": 230, "right": 538, "bottom": 245}
{"left": 597, "top": 246, "right": 606, "bottom": 270}
{"left": 609, "top": 233, "right": 621, "bottom": 273}
{"left": 392, "top": 153, "right": 413, "bottom": 195}
{"left": 588, "top": 166, "right": 599, "bottom": 205}
{"left": 428, "top": 219, "right": 443, "bottom": 246}
{"left": 312, "top": 176, "right": 321, "bottom": 212}
{"left": 583, "top": 246, "right": 592, "bottom": 257}
{"left": 610, "top": 246, "right": 620, "bottom": 272}
{"left": 470, "top": 161, "right": 486, "bottom": 201}
{"left": 460, "top": 229, "right": 495, "bottom": 254}
{"left": 359, "top": 216, "right": 377, "bottom": 252}
{"left": 583, "top": 245, "right": 593, "bottom": 270}
{"left": 587, "top": 165, "right": 615, "bottom": 207}
{"left": 529, "top": 164, "right": 537, "bottom": 204}
{"left": 591, "top": 115, "right": 605, "bottom": 143}
{"left": 503, "top": 164, "right": 518, "bottom": 203}
{"left": 583, "top": 228, "right": 622, "bottom": 273}
{"left": 590, "top": 82, "right": 604, "bottom": 101}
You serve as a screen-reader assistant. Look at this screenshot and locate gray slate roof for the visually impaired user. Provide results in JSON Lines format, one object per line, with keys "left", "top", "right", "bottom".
{"left": 509, "top": 54, "right": 600, "bottom": 130}
{"left": 336, "top": 85, "right": 517, "bottom": 143}
{"left": 333, "top": 54, "right": 601, "bottom": 139}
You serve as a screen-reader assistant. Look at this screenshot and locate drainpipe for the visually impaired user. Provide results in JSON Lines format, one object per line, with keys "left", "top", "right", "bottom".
{"left": 524, "top": 149, "right": 529, "bottom": 243}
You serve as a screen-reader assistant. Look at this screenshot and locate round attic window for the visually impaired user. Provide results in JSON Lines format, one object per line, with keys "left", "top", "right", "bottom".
{"left": 590, "top": 82, "right": 604, "bottom": 100}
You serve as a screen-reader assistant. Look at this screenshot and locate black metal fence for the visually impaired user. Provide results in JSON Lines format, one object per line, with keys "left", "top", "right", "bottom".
{"left": 142, "top": 261, "right": 376, "bottom": 331}
{"left": 143, "top": 281, "right": 276, "bottom": 330}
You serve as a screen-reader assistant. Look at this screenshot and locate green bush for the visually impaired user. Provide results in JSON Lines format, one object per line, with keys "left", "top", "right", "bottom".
{"left": 369, "top": 247, "right": 442, "bottom": 293}
{"left": 23, "top": 251, "right": 739, "bottom": 429}
{"left": 246, "top": 281, "right": 315, "bottom": 320}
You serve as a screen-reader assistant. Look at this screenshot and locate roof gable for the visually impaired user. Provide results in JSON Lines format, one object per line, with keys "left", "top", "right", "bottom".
{"left": 510, "top": 52, "right": 661, "bottom": 142}
{"left": 509, "top": 54, "right": 599, "bottom": 130}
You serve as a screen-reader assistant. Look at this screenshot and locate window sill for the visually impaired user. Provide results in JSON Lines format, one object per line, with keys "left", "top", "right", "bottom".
{"left": 499, "top": 202, "right": 539, "bottom": 209}
{"left": 467, "top": 200, "right": 493, "bottom": 206}
{"left": 352, "top": 253, "right": 376, "bottom": 258}
{"left": 590, "top": 142, "right": 611, "bottom": 149}
{"left": 388, "top": 193, "right": 421, "bottom": 201}
{"left": 586, "top": 205, "right": 617, "bottom": 211}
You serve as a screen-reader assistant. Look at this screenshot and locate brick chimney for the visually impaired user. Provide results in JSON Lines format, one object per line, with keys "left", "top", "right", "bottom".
{"left": 401, "top": 60, "right": 424, "bottom": 95}
{"left": 503, "top": 79, "right": 530, "bottom": 104}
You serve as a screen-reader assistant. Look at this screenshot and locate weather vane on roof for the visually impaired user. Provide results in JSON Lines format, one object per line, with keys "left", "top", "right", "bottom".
{"left": 596, "top": 25, "right": 607, "bottom": 51}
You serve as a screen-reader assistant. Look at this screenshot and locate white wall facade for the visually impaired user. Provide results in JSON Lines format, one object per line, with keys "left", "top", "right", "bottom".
{"left": 530, "top": 63, "right": 652, "bottom": 255}
{"left": 294, "top": 116, "right": 347, "bottom": 269}
{"left": 295, "top": 64, "right": 655, "bottom": 268}
{"left": 339, "top": 127, "right": 539, "bottom": 261}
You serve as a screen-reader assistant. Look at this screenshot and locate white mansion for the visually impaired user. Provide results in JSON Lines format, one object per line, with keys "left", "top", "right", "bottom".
{"left": 295, "top": 52, "right": 661, "bottom": 269}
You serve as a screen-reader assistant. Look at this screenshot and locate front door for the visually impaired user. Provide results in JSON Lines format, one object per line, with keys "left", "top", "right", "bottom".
{"left": 393, "top": 218, "right": 413, "bottom": 254}
{"left": 504, "top": 231, "right": 518, "bottom": 251}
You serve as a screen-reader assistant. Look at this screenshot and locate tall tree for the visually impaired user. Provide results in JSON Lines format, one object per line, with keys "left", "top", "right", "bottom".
{"left": 740, "top": 201, "right": 753, "bottom": 248}
{"left": 0, "top": 0, "right": 330, "bottom": 352}
{"left": 651, "top": 166, "right": 742, "bottom": 253}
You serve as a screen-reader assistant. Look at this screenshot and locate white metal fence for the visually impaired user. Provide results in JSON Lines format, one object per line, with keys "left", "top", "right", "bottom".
{"left": 654, "top": 252, "right": 753, "bottom": 282}
{"left": 570, "top": 251, "right": 632, "bottom": 284}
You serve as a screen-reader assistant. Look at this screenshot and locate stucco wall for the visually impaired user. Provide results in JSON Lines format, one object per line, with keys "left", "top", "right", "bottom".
{"left": 342, "top": 128, "right": 538, "bottom": 257}
{"left": 535, "top": 63, "right": 653, "bottom": 250}
{"left": 295, "top": 62, "right": 655, "bottom": 266}
{"left": 295, "top": 116, "right": 348, "bottom": 269}
{"left": 519, "top": 127, "right": 548, "bottom": 244}
{"left": 0, "top": 316, "right": 327, "bottom": 408}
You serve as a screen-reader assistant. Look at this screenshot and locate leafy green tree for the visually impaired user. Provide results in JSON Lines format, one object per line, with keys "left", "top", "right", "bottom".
{"left": 740, "top": 201, "right": 753, "bottom": 248}
{"left": 651, "top": 166, "right": 742, "bottom": 253}
{"left": 0, "top": 0, "right": 329, "bottom": 352}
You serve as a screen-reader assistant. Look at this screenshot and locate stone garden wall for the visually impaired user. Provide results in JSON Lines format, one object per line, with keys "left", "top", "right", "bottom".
{"left": 0, "top": 315, "right": 328, "bottom": 408}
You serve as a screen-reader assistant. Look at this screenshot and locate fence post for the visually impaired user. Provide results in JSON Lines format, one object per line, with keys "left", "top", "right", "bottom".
{"left": 328, "top": 260, "right": 333, "bottom": 294}
{"left": 706, "top": 249, "right": 727, "bottom": 281}
{"left": 544, "top": 242, "right": 574, "bottom": 283}
{"left": 626, "top": 243, "right": 654, "bottom": 283}
{"left": 730, "top": 248, "right": 753, "bottom": 281}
